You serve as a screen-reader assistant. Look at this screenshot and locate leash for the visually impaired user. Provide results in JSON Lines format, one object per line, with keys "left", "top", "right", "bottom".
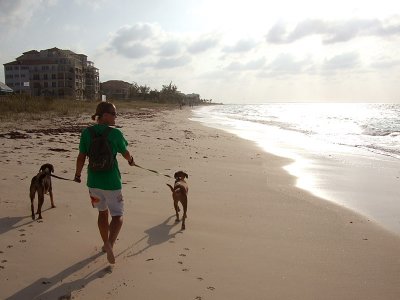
{"left": 51, "top": 174, "right": 75, "bottom": 181}
{"left": 134, "top": 165, "right": 171, "bottom": 178}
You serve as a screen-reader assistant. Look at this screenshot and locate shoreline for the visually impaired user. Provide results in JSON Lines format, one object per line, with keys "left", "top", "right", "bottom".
{"left": 1, "top": 108, "right": 400, "bottom": 299}
{"left": 191, "top": 106, "right": 400, "bottom": 236}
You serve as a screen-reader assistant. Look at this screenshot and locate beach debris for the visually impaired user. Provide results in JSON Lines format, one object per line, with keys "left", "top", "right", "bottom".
{"left": 48, "top": 148, "right": 69, "bottom": 152}
{"left": 0, "top": 131, "right": 30, "bottom": 139}
{"left": 146, "top": 258, "right": 154, "bottom": 261}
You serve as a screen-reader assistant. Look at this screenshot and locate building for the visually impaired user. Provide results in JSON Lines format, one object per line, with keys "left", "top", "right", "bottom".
{"left": 100, "top": 80, "right": 131, "bottom": 100}
{"left": 3, "top": 47, "right": 99, "bottom": 100}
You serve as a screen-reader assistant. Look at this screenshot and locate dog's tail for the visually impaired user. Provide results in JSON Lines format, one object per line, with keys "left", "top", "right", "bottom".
{"left": 166, "top": 183, "right": 174, "bottom": 192}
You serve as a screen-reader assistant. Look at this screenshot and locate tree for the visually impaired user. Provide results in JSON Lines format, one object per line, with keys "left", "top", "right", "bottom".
{"left": 160, "top": 81, "right": 180, "bottom": 103}
{"left": 129, "top": 82, "right": 140, "bottom": 99}
{"left": 138, "top": 84, "right": 150, "bottom": 100}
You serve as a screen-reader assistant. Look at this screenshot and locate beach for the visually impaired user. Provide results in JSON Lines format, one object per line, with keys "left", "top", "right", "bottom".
{"left": 1, "top": 107, "right": 400, "bottom": 300}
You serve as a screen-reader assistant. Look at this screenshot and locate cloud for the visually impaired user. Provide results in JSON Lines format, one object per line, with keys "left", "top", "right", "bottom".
{"left": 322, "top": 52, "right": 360, "bottom": 71}
{"left": 109, "top": 23, "right": 158, "bottom": 58}
{"left": 370, "top": 58, "right": 400, "bottom": 69}
{"left": 258, "top": 54, "right": 313, "bottom": 77}
{"left": 223, "top": 38, "right": 257, "bottom": 53}
{"left": 187, "top": 35, "right": 219, "bottom": 54}
{"left": 154, "top": 56, "right": 191, "bottom": 69}
{"left": 266, "top": 17, "right": 400, "bottom": 44}
{"left": 73, "top": 0, "right": 107, "bottom": 10}
{"left": 0, "top": 0, "right": 56, "bottom": 28}
{"left": 225, "top": 57, "right": 266, "bottom": 71}
{"left": 158, "top": 40, "right": 182, "bottom": 57}
{"left": 270, "top": 54, "right": 310, "bottom": 72}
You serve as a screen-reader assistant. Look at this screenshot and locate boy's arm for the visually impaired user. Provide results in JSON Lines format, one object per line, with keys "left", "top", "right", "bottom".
{"left": 74, "top": 152, "right": 86, "bottom": 182}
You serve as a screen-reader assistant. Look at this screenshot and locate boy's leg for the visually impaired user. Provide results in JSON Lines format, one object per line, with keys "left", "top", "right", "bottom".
{"left": 109, "top": 216, "right": 123, "bottom": 248}
{"left": 98, "top": 210, "right": 109, "bottom": 245}
{"left": 98, "top": 210, "right": 115, "bottom": 264}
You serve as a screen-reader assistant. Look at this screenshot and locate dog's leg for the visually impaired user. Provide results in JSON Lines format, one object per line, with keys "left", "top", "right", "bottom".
{"left": 49, "top": 188, "right": 55, "bottom": 208}
{"left": 181, "top": 196, "right": 188, "bottom": 230}
{"left": 174, "top": 198, "right": 180, "bottom": 222}
{"left": 37, "top": 190, "right": 44, "bottom": 219}
{"left": 30, "top": 188, "right": 36, "bottom": 220}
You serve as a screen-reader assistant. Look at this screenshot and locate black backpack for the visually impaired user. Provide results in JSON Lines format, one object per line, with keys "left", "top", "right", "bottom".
{"left": 87, "top": 126, "right": 115, "bottom": 172}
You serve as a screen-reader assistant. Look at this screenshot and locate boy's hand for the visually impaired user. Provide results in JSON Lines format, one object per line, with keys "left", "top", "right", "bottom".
{"left": 128, "top": 156, "right": 135, "bottom": 166}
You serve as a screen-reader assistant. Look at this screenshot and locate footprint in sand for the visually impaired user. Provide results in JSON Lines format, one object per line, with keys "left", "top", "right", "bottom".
{"left": 58, "top": 292, "right": 72, "bottom": 300}
{"left": 197, "top": 277, "right": 204, "bottom": 281}
{"left": 179, "top": 254, "right": 186, "bottom": 257}
{"left": 98, "top": 266, "right": 113, "bottom": 278}
{"left": 178, "top": 261, "right": 183, "bottom": 264}
{"left": 182, "top": 268, "right": 189, "bottom": 272}
{"left": 207, "top": 286, "right": 215, "bottom": 291}
{"left": 19, "top": 240, "right": 27, "bottom": 243}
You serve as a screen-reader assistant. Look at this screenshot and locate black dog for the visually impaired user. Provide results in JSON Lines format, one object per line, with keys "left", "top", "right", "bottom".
{"left": 167, "top": 171, "right": 189, "bottom": 230}
{"left": 29, "top": 163, "right": 55, "bottom": 220}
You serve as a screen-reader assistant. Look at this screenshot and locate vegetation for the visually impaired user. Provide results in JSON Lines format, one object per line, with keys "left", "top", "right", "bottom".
{"left": 0, "top": 94, "right": 177, "bottom": 121}
{"left": 126, "top": 81, "right": 214, "bottom": 105}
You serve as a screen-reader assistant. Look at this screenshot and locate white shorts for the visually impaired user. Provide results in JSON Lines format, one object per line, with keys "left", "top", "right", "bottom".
{"left": 88, "top": 188, "right": 124, "bottom": 217}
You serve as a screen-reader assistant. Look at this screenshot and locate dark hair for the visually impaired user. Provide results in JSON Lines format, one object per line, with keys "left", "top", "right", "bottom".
{"left": 91, "top": 102, "right": 115, "bottom": 121}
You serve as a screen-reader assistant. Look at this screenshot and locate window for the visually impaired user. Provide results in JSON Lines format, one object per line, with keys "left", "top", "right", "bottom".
{"left": 52, "top": 74, "right": 56, "bottom": 79}
{"left": 43, "top": 74, "right": 48, "bottom": 80}
{"left": 33, "top": 74, "right": 40, "bottom": 80}
{"left": 44, "top": 82, "right": 48, "bottom": 88}
{"left": 52, "top": 82, "right": 56, "bottom": 87}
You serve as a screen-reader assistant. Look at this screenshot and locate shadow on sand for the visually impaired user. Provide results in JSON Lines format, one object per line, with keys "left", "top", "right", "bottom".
{"left": 0, "top": 206, "right": 55, "bottom": 236}
{"left": 120, "top": 215, "right": 181, "bottom": 258}
{"left": 5, "top": 252, "right": 106, "bottom": 300}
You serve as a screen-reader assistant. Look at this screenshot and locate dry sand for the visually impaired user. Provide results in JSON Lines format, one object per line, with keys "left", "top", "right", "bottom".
{"left": 1, "top": 107, "right": 400, "bottom": 300}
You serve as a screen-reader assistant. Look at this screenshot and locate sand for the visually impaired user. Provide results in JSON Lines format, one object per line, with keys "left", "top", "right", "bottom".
{"left": 1, "top": 107, "right": 400, "bottom": 300}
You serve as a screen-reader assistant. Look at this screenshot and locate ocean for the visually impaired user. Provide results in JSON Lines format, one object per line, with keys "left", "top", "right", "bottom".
{"left": 191, "top": 103, "right": 400, "bottom": 235}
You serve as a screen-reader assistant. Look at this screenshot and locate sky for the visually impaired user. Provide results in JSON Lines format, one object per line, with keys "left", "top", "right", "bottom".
{"left": 1, "top": 0, "right": 400, "bottom": 103}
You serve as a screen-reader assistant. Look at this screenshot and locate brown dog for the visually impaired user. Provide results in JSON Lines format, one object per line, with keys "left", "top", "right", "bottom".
{"left": 167, "top": 171, "right": 189, "bottom": 230}
{"left": 29, "top": 163, "right": 55, "bottom": 220}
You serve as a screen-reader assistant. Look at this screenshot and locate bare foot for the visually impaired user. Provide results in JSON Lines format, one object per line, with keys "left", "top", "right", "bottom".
{"left": 103, "top": 242, "right": 115, "bottom": 264}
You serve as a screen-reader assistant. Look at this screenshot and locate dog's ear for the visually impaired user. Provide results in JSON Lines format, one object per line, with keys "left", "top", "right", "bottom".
{"left": 50, "top": 164, "right": 54, "bottom": 173}
{"left": 184, "top": 172, "right": 188, "bottom": 179}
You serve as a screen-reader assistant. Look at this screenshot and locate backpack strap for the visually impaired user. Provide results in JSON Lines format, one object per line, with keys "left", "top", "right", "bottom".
{"left": 87, "top": 126, "right": 96, "bottom": 139}
{"left": 101, "top": 126, "right": 113, "bottom": 138}
{"left": 87, "top": 126, "right": 113, "bottom": 138}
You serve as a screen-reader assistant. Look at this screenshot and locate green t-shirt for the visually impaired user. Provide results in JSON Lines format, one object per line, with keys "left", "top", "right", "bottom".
{"left": 79, "top": 124, "right": 128, "bottom": 190}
